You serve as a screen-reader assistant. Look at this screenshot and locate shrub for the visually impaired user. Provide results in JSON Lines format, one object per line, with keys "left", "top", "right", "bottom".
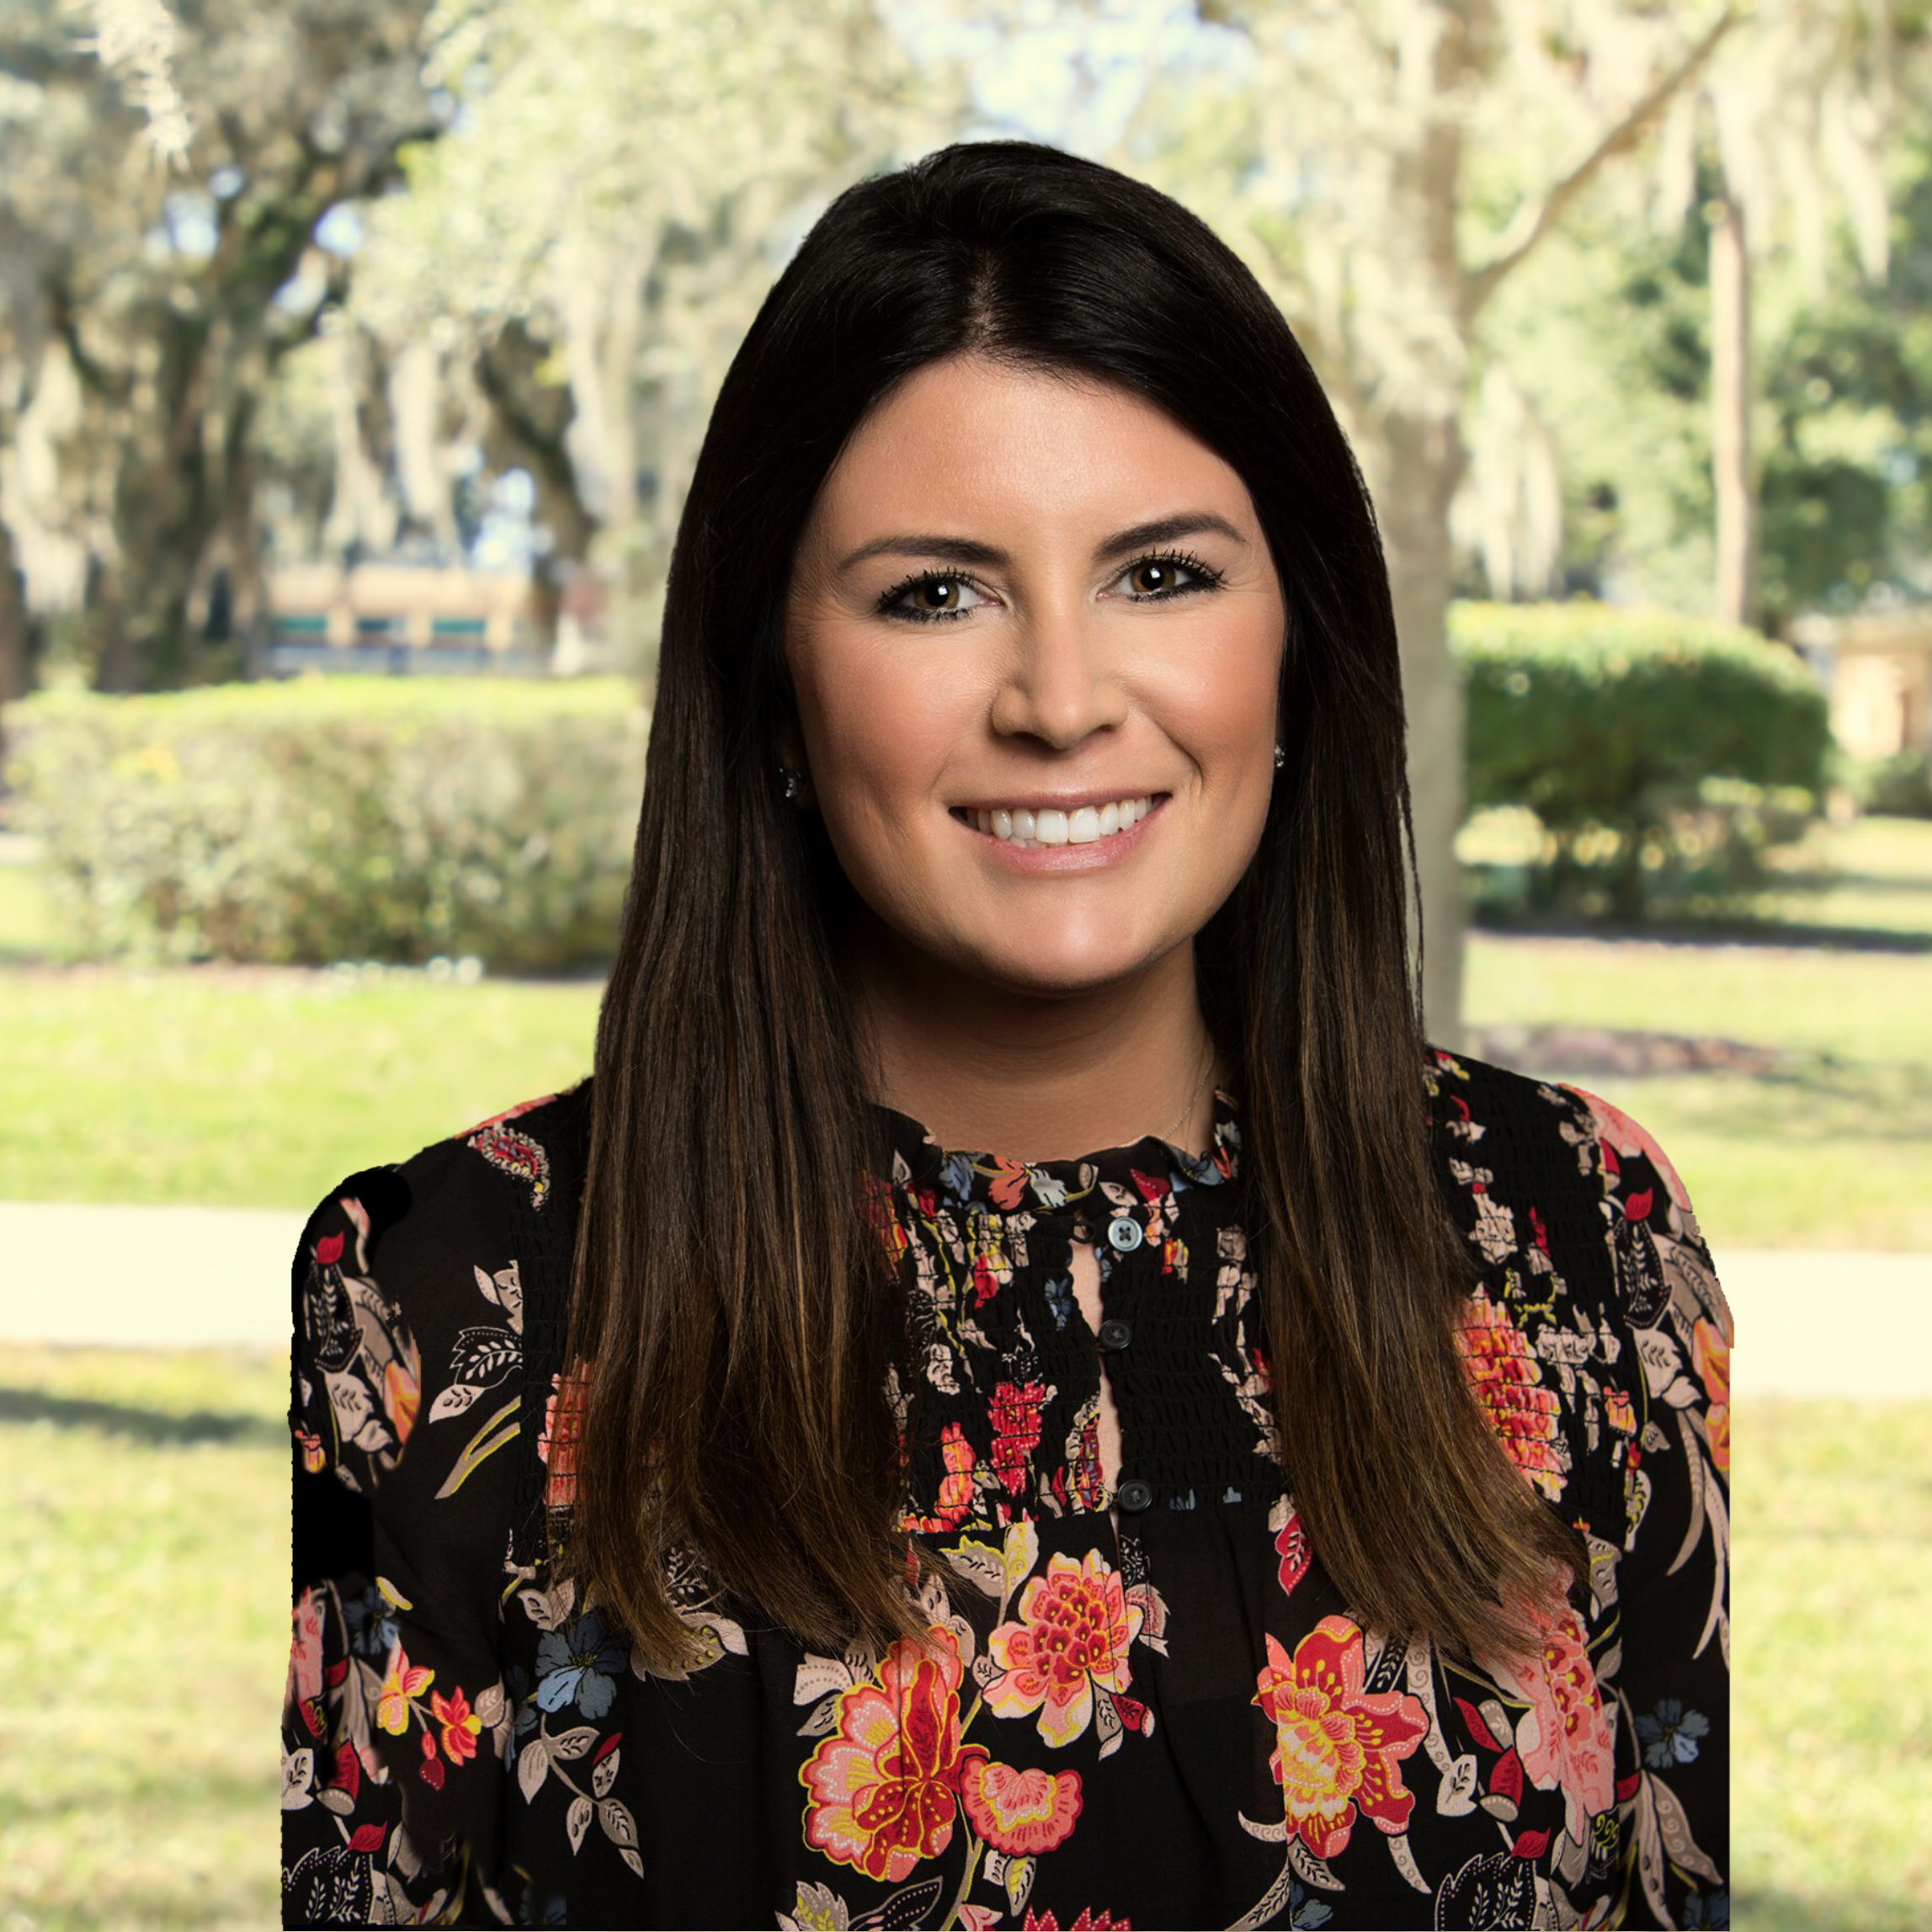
{"left": 3, "top": 678, "right": 647, "bottom": 970}
{"left": 1847, "top": 748, "right": 1932, "bottom": 819}
{"left": 1452, "top": 600, "right": 1834, "bottom": 919}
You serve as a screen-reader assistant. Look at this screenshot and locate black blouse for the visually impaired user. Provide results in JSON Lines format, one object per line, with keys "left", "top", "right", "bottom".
{"left": 284, "top": 1046, "right": 1731, "bottom": 1929}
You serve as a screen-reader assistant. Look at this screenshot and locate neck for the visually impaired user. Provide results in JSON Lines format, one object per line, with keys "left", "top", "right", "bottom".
{"left": 840, "top": 907, "right": 1223, "bottom": 1163}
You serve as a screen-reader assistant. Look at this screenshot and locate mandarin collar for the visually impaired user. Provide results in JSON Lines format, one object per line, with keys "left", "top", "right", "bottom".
{"left": 866, "top": 1083, "right": 1243, "bottom": 1216}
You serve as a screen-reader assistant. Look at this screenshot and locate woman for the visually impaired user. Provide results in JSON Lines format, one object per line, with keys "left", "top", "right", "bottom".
{"left": 284, "top": 141, "right": 1731, "bottom": 1929}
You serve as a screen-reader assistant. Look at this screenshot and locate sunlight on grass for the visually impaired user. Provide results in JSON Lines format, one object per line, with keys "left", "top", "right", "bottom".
{"left": 0, "top": 966, "right": 600, "bottom": 1208}
{"left": 1465, "top": 934, "right": 1932, "bottom": 1250}
{"left": 0, "top": 1345, "right": 287, "bottom": 1932}
{"left": 1732, "top": 1397, "right": 1932, "bottom": 1929}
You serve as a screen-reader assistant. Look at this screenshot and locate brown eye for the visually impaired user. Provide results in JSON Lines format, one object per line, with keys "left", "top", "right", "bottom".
{"left": 1127, "top": 560, "right": 1173, "bottom": 596}
{"left": 917, "top": 579, "right": 961, "bottom": 610}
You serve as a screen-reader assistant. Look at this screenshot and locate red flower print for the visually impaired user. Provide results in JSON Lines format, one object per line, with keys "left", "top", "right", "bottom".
{"left": 1566, "top": 1087, "right": 1691, "bottom": 1213}
{"left": 1274, "top": 1508, "right": 1312, "bottom": 1599}
{"left": 860, "top": 1170, "right": 912, "bottom": 1267}
{"left": 986, "top": 1549, "right": 1142, "bottom": 1748}
{"left": 904, "top": 1423, "right": 978, "bottom": 1535}
{"left": 315, "top": 1232, "right": 345, "bottom": 1266}
{"left": 959, "top": 1758, "right": 1083, "bottom": 1855}
{"left": 1479, "top": 1591, "right": 1615, "bottom": 1846}
{"left": 294, "top": 1426, "right": 326, "bottom": 1475}
{"left": 989, "top": 1380, "right": 1048, "bottom": 1496}
{"left": 287, "top": 1587, "right": 324, "bottom": 1711}
{"left": 800, "top": 1626, "right": 979, "bottom": 1884}
{"left": 430, "top": 1685, "right": 483, "bottom": 1765}
{"left": 418, "top": 1728, "right": 444, "bottom": 1789}
{"left": 375, "top": 1642, "right": 434, "bottom": 1735}
{"left": 381, "top": 1353, "right": 420, "bottom": 1446}
{"left": 1456, "top": 1295, "right": 1567, "bottom": 1503}
{"left": 1024, "top": 1911, "right": 1129, "bottom": 1929}
{"left": 1692, "top": 1317, "right": 1730, "bottom": 1474}
{"left": 1251, "top": 1616, "right": 1429, "bottom": 1860}
{"left": 538, "top": 1368, "right": 589, "bottom": 1509}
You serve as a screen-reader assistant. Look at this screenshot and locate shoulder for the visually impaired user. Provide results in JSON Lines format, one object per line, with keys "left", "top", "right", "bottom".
{"left": 1423, "top": 1039, "right": 1732, "bottom": 1353}
{"left": 290, "top": 1079, "right": 593, "bottom": 1502}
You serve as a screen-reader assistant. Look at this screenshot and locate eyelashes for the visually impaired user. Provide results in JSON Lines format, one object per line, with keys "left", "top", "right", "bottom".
{"left": 874, "top": 549, "right": 1225, "bottom": 625}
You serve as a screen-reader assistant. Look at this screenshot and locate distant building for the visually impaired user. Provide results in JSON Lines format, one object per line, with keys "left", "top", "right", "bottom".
{"left": 255, "top": 564, "right": 546, "bottom": 677}
{"left": 1789, "top": 609, "right": 1932, "bottom": 762}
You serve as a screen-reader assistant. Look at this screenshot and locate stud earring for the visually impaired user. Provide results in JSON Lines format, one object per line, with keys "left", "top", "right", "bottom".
{"left": 778, "top": 764, "right": 801, "bottom": 800}
{"left": 1273, "top": 742, "right": 1285, "bottom": 769}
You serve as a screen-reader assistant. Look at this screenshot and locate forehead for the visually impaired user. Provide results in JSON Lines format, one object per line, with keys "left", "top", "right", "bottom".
{"left": 804, "top": 354, "right": 1253, "bottom": 543}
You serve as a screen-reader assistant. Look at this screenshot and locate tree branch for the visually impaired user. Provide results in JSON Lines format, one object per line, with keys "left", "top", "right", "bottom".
{"left": 1462, "top": 7, "right": 1741, "bottom": 318}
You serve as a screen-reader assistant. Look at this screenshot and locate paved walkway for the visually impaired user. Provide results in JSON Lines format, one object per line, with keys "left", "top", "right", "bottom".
{"left": 0, "top": 1201, "right": 1925, "bottom": 1397}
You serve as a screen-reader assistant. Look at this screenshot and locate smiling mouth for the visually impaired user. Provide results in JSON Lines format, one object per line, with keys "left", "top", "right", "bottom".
{"left": 949, "top": 794, "right": 1168, "bottom": 850}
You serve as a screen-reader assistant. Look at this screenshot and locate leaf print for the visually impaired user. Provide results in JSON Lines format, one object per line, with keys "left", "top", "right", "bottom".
{"left": 599, "top": 1798, "right": 644, "bottom": 1878}
{"left": 450, "top": 1325, "right": 520, "bottom": 1387}
{"left": 427, "top": 1382, "right": 485, "bottom": 1424}
{"left": 943, "top": 1538, "right": 1007, "bottom": 1599}
{"left": 471, "top": 1260, "right": 524, "bottom": 1335}
{"left": 797, "top": 1695, "right": 844, "bottom": 1738}
{"left": 566, "top": 1794, "right": 592, "bottom": 1853}
{"left": 1435, "top": 1754, "right": 1478, "bottom": 1816}
{"left": 517, "top": 1734, "right": 550, "bottom": 1802}
{"left": 432, "top": 1395, "right": 520, "bottom": 1499}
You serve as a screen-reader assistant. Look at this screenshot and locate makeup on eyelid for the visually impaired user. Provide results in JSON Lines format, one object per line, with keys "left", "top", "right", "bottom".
{"left": 874, "top": 550, "right": 1224, "bottom": 624}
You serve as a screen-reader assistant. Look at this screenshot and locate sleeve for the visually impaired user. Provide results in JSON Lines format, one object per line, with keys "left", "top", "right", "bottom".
{"left": 283, "top": 1163, "right": 521, "bottom": 1928}
{"left": 1563, "top": 1087, "right": 1731, "bottom": 1930}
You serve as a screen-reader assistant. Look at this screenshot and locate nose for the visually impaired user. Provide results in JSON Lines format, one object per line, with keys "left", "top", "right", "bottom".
{"left": 987, "top": 599, "right": 1127, "bottom": 751}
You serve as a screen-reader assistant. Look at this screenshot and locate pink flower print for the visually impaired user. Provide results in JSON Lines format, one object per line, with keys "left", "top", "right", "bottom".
{"left": 985, "top": 1550, "right": 1142, "bottom": 1748}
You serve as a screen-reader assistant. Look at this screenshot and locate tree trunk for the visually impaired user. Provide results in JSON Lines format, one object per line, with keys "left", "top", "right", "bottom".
{"left": 1376, "top": 407, "right": 1472, "bottom": 1052}
{"left": 1710, "top": 192, "right": 1753, "bottom": 627}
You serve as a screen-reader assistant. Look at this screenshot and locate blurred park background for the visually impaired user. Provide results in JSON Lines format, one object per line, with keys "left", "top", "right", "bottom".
{"left": 1, "top": 0, "right": 1929, "bottom": 1927}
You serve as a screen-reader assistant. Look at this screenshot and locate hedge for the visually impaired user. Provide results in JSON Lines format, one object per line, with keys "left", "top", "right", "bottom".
{"left": 3, "top": 677, "right": 647, "bottom": 970}
{"left": 2, "top": 604, "right": 1838, "bottom": 964}
{"left": 1452, "top": 601, "right": 1833, "bottom": 918}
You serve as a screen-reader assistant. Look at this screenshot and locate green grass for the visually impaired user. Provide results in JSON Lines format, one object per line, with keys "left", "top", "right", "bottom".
{"left": 1464, "top": 933, "right": 1932, "bottom": 1251}
{"left": 0, "top": 814, "right": 1927, "bottom": 1242}
{"left": 1731, "top": 1398, "right": 1932, "bottom": 1930}
{"left": 0, "top": 1345, "right": 287, "bottom": 1932}
{"left": 0, "top": 966, "right": 599, "bottom": 1208}
{"left": 0, "top": 1346, "right": 1921, "bottom": 1929}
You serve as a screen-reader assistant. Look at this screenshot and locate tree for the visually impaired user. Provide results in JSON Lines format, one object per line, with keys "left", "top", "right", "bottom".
{"left": 345, "top": 0, "right": 973, "bottom": 677}
{"left": 1082, "top": 0, "right": 1740, "bottom": 1044}
{"left": 0, "top": 0, "right": 439, "bottom": 690}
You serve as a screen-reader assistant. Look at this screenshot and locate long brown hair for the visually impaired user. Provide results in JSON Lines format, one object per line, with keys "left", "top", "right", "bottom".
{"left": 552, "top": 139, "right": 1586, "bottom": 1674}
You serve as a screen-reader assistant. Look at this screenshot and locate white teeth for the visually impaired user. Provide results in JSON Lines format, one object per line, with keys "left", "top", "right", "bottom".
{"left": 961, "top": 796, "right": 1155, "bottom": 849}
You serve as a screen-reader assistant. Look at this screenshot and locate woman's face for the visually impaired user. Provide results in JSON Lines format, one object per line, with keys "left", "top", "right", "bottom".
{"left": 780, "top": 353, "right": 1286, "bottom": 1004}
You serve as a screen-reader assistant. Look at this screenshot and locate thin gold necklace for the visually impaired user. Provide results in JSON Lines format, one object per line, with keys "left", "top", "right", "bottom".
{"left": 1163, "top": 1040, "right": 1219, "bottom": 1148}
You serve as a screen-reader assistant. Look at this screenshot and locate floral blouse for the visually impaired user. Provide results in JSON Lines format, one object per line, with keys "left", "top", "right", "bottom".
{"left": 284, "top": 1046, "right": 1732, "bottom": 1929}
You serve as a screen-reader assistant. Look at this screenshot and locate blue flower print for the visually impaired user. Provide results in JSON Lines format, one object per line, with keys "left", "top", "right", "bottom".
{"left": 1287, "top": 1876, "right": 1333, "bottom": 1929}
{"left": 1637, "top": 1697, "right": 1711, "bottom": 1768}
{"left": 342, "top": 1583, "right": 398, "bottom": 1660}
{"left": 1042, "top": 1270, "right": 1073, "bottom": 1332}
{"left": 1682, "top": 1887, "right": 1729, "bottom": 1927}
{"left": 939, "top": 1152, "right": 976, "bottom": 1203}
{"left": 535, "top": 1612, "right": 628, "bottom": 1720}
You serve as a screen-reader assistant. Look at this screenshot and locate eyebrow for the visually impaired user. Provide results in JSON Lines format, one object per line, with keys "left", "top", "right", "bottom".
{"left": 834, "top": 511, "right": 1248, "bottom": 576}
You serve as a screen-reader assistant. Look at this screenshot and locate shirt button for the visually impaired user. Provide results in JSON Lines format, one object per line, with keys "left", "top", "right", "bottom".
{"left": 1115, "top": 1478, "right": 1153, "bottom": 1513}
{"left": 1097, "top": 1317, "right": 1132, "bottom": 1352}
{"left": 1105, "top": 1216, "right": 1144, "bottom": 1253}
